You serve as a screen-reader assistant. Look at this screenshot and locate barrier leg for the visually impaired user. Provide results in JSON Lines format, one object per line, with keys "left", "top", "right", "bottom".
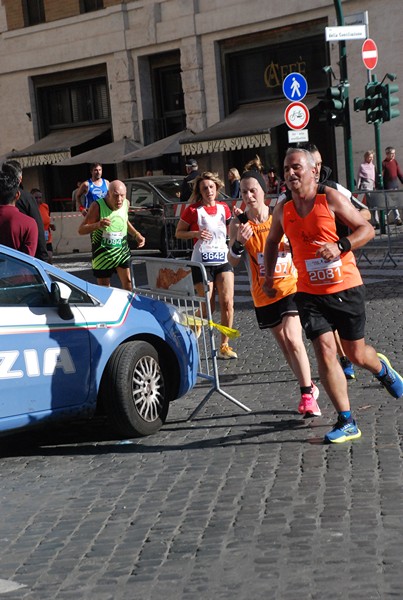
{"left": 187, "top": 374, "right": 252, "bottom": 421}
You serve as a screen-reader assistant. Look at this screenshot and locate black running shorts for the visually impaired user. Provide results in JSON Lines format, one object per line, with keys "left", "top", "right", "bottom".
{"left": 254, "top": 294, "right": 299, "bottom": 329}
{"left": 191, "top": 261, "right": 234, "bottom": 285}
{"left": 93, "top": 259, "right": 131, "bottom": 279}
{"left": 294, "top": 285, "right": 366, "bottom": 341}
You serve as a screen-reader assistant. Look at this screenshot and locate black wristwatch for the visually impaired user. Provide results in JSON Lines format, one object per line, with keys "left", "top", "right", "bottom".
{"left": 337, "top": 237, "right": 352, "bottom": 254}
{"left": 337, "top": 240, "right": 345, "bottom": 253}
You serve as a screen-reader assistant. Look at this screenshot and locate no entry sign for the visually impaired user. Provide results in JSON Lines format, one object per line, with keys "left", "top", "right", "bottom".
{"left": 362, "top": 38, "right": 378, "bottom": 70}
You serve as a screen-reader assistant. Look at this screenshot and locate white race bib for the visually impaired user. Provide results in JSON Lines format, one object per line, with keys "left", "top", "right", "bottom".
{"left": 305, "top": 257, "right": 343, "bottom": 286}
{"left": 199, "top": 241, "right": 227, "bottom": 264}
{"left": 257, "top": 251, "right": 292, "bottom": 278}
{"left": 101, "top": 230, "right": 123, "bottom": 248}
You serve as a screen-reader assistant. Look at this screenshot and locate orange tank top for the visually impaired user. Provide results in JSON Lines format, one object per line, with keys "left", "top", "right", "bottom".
{"left": 244, "top": 214, "right": 297, "bottom": 307}
{"left": 283, "top": 194, "right": 362, "bottom": 294}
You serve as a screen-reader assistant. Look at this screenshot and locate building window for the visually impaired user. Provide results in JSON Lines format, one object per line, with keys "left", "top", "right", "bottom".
{"left": 39, "top": 78, "right": 110, "bottom": 131}
{"left": 22, "top": 0, "right": 45, "bottom": 26}
{"left": 145, "top": 64, "right": 185, "bottom": 143}
{"left": 80, "top": 0, "right": 104, "bottom": 13}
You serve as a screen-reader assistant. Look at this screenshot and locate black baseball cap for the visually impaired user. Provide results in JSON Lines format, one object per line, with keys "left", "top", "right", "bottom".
{"left": 186, "top": 159, "right": 198, "bottom": 168}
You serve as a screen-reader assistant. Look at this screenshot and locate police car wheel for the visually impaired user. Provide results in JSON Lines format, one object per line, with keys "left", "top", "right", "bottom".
{"left": 101, "top": 341, "right": 169, "bottom": 437}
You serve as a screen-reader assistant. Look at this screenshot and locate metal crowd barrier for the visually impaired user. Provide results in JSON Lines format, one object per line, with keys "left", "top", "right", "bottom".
{"left": 130, "top": 256, "right": 251, "bottom": 420}
{"left": 162, "top": 204, "right": 193, "bottom": 259}
{"left": 353, "top": 189, "right": 403, "bottom": 267}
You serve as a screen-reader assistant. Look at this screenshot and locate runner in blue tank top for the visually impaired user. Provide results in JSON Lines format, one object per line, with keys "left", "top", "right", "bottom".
{"left": 76, "top": 163, "right": 110, "bottom": 214}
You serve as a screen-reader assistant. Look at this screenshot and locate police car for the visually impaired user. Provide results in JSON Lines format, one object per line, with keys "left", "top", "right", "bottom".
{"left": 0, "top": 245, "right": 199, "bottom": 438}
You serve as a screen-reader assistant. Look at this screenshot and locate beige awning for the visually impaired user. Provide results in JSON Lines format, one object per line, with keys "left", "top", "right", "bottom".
{"left": 124, "top": 129, "right": 194, "bottom": 161}
{"left": 57, "top": 137, "right": 142, "bottom": 166}
{"left": 180, "top": 97, "right": 318, "bottom": 155}
{"left": 6, "top": 124, "right": 110, "bottom": 167}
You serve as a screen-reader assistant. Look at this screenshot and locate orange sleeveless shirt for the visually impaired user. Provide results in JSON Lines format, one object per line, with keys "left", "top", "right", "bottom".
{"left": 283, "top": 194, "right": 362, "bottom": 294}
{"left": 244, "top": 214, "right": 297, "bottom": 307}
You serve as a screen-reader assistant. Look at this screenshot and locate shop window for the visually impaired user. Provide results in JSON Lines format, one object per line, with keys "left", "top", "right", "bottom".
{"left": 22, "top": 0, "right": 45, "bottom": 26}
{"left": 80, "top": 0, "right": 104, "bottom": 13}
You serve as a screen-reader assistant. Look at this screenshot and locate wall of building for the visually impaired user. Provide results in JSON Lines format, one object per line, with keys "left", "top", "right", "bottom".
{"left": 0, "top": 0, "right": 402, "bottom": 191}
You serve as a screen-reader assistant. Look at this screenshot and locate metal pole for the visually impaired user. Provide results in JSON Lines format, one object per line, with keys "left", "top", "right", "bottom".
{"left": 372, "top": 75, "right": 384, "bottom": 189}
{"left": 334, "top": 0, "right": 355, "bottom": 191}
{"left": 371, "top": 73, "right": 386, "bottom": 234}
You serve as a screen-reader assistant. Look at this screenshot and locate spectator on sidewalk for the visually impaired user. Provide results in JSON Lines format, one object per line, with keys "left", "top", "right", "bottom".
{"left": 31, "top": 188, "right": 55, "bottom": 263}
{"left": 0, "top": 168, "right": 38, "bottom": 256}
{"left": 180, "top": 159, "right": 200, "bottom": 203}
{"left": 1, "top": 160, "right": 49, "bottom": 262}
{"left": 72, "top": 180, "right": 84, "bottom": 212}
{"left": 382, "top": 146, "right": 403, "bottom": 225}
{"left": 228, "top": 167, "right": 241, "bottom": 198}
{"left": 357, "top": 150, "right": 378, "bottom": 228}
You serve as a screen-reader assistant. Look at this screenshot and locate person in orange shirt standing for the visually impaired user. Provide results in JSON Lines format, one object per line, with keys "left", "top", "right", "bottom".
{"left": 263, "top": 147, "right": 403, "bottom": 444}
{"left": 228, "top": 170, "right": 321, "bottom": 417}
{"left": 31, "top": 188, "right": 55, "bottom": 263}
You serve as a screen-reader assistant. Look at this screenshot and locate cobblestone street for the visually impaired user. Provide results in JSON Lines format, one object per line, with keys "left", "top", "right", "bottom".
{"left": 1, "top": 251, "right": 403, "bottom": 599}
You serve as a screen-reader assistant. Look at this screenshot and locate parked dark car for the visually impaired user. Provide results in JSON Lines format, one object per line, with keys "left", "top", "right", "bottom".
{"left": 125, "top": 176, "right": 229, "bottom": 256}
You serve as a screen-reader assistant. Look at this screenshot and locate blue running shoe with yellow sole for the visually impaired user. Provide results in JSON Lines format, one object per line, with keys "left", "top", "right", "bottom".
{"left": 376, "top": 353, "right": 403, "bottom": 399}
{"left": 340, "top": 356, "right": 356, "bottom": 380}
{"left": 324, "top": 416, "right": 361, "bottom": 444}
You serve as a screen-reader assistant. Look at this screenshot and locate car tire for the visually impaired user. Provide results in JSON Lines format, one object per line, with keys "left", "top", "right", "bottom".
{"left": 101, "top": 341, "right": 169, "bottom": 437}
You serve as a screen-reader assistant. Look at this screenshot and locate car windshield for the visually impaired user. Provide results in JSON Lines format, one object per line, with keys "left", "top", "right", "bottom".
{"left": 154, "top": 180, "right": 183, "bottom": 201}
{"left": 154, "top": 180, "right": 229, "bottom": 202}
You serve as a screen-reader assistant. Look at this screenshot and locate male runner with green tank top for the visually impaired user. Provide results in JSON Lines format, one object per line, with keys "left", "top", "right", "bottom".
{"left": 78, "top": 180, "right": 145, "bottom": 290}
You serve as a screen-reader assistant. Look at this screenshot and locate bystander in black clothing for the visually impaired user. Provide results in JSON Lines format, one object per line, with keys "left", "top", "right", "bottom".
{"left": 2, "top": 160, "right": 49, "bottom": 262}
{"left": 16, "top": 188, "right": 49, "bottom": 262}
{"left": 180, "top": 159, "right": 200, "bottom": 203}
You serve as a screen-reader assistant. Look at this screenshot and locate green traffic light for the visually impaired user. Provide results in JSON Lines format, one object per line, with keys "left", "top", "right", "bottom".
{"left": 317, "top": 85, "right": 346, "bottom": 126}
{"left": 383, "top": 82, "right": 400, "bottom": 121}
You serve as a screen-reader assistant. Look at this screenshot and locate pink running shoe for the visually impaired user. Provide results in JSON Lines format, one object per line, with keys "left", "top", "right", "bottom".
{"left": 298, "top": 383, "right": 321, "bottom": 417}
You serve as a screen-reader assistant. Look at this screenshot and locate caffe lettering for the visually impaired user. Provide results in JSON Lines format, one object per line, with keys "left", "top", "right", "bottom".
{"left": 264, "top": 60, "right": 306, "bottom": 89}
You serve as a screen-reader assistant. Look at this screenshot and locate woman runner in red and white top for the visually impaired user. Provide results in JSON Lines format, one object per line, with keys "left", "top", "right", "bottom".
{"left": 175, "top": 171, "right": 237, "bottom": 359}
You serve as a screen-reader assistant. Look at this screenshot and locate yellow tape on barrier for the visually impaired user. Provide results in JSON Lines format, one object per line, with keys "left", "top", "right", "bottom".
{"left": 184, "top": 315, "right": 240, "bottom": 339}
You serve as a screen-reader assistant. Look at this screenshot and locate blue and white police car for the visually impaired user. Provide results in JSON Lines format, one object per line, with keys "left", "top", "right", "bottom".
{"left": 0, "top": 245, "right": 199, "bottom": 438}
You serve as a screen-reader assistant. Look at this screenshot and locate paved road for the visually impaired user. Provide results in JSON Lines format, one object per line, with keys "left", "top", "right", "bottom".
{"left": 1, "top": 249, "right": 403, "bottom": 599}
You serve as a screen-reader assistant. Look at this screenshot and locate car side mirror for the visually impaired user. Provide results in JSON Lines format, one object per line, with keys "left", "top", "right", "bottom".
{"left": 51, "top": 281, "right": 74, "bottom": 320}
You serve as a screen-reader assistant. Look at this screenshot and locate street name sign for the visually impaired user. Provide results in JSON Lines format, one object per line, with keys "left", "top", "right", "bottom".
{"left": 325, "top": 25, "right": 366, "bottom": 41}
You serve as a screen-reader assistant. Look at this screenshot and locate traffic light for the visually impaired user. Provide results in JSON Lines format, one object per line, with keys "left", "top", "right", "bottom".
{"left": 354, "top": 81, "right": 400, "bottom": 123}
{"left": 383, "top": 82, "right": 400, "bottom": 121}
{"left": 364, "top": 82, "right": 384, "bottom": 124}
{"left": 317, "top": 85, "right": 346, "bottom": 126}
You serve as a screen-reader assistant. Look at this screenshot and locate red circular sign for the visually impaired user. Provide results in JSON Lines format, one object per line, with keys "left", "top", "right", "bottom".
{"left": 362, "top": 38, "right": 378, "bottom": 70}
{"left": 284, "top": 102, "right": 310, "bottom": 130}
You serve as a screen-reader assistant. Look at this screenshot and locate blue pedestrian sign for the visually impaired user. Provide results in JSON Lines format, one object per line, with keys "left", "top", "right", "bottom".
{"left": 282, "top": 72, "right": 308, "bottom": 102}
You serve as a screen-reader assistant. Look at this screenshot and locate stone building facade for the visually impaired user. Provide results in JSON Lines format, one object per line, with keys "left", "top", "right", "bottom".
{"left": 0, "top": 0, "right": 402, "bottom": 203}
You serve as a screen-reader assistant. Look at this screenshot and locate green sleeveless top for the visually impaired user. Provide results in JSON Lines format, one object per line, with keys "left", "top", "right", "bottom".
{"left": 91, "top": 197, "right": 131, "bottom": 271}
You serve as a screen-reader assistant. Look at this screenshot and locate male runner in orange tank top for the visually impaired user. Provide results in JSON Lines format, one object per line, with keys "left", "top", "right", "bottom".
{"left": 263, "top": 148, "right": 403, "bottom": 444}
{"left": 228, "top": 170, "right": 320, "bottom": 417}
